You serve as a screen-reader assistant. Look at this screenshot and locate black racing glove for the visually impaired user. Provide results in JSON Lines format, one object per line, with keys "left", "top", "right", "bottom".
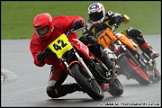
{"left": 37, "top": 47, "right": 50, "bottom": 62}
{"left": 115, "top": 15, "right": 125, "bottom": 25}
{"left": 73, "top": 20, "right": 84, "bottom": 30}
{"left": 37, "top": 52, "right": 46, "bottom": 62}
{"left": 106, "top": 11, "right": 124, "bottom": 25}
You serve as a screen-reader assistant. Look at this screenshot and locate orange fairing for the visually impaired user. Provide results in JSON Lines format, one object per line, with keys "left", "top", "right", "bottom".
{"left": 97, "top": 28, "right": 117, "bottom": 48}
{"left": 119, "top": 35, "right": 136, "bottom": 51}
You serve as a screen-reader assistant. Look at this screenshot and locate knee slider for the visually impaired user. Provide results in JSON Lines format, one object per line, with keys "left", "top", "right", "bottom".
{"left": 87, "top": 36, "right": 98, "bottom": 44}
{"left": 46, "top": 86, "right": 60, "bottom": 98}
{"left": 126, "top": 27, "right": 142, "bottom": 38}
{"left": 79, "top": 36, "right": 89, "bottom": 45}
{"left": 94, "top": 45, "right": 104, "bottom": 57}
{"left": 126, "top": 27, "right": 145, "bottom": 45}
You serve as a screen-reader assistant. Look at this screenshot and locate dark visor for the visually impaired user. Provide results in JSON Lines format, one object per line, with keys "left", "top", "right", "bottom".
{"left": 36, "top": 25, "right": 50, "bottom": 37}
{"left": 89, "top": 11, "right": 103, "bottom": 22}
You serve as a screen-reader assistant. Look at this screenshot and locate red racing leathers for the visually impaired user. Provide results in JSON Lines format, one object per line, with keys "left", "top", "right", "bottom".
{"left": 30, "top": 15, "right": 85, "bottom": 80}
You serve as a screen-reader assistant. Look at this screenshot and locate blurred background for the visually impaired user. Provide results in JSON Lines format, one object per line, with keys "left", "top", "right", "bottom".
{"left": 1, "top": 1, "right": 161, "bottom": 39}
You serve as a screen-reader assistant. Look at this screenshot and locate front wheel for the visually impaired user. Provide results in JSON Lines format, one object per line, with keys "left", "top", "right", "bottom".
{"left": 150, "top": 68, "right": 161, "bottom": 83}
{"left": 70, "top": 63, "right": 104, "bottom": 100}
{"left": 149, "top": 60, "right": 161, "bottom": 82}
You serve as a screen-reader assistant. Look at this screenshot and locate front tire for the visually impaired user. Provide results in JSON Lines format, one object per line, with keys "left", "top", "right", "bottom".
{"left": 150, "top": 68, "right": 161, "bottom": 83}
{"left": 70, "top": 63, "right": 104, "bottom": 100}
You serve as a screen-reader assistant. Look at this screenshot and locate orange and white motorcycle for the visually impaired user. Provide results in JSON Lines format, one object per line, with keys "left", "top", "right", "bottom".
{"left": 97, "top": 15, "right": 161, "bottom": 85}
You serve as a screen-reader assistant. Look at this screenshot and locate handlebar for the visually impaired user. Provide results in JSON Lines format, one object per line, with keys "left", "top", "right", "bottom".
{"left": 66, "top": 28, "right": 75, "bottom": 36}
{"left": 66, "top": 27, "right": 83, "bottom": 36}
{"left": 112, "top": 23, "right": 120, "bottom": 32}
{"left": 112, "top": 14, "right": 130, "bottom": 32}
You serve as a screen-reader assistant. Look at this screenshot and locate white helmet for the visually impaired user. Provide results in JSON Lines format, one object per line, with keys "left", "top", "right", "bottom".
{"left": 88, "top": 3, "right": 106, "bottom": 24}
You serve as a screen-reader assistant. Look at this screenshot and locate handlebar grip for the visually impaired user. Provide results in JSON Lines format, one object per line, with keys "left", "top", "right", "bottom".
{"left": 66, "top": 27, "right": 83, "bottom": 36}
{"left": 66, "top": 28, "right": 75, "bottom": 36}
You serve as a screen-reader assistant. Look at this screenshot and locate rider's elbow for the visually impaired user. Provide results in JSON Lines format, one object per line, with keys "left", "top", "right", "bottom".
{"left": 34, "top": 60, "right": 45, "bottom": 67}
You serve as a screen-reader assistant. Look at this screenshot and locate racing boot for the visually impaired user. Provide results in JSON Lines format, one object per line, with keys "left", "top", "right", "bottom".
{"left": 100, "top": 53, "right": 117, "bottom": 76}
{"left": 140, "top": 41, "right": 159, "bottom": 59}
{"left": 46, "top": 83, "right": 83, "bottom": 98}
{"left": 100, "top": 54, "right": 117, "bottom": 91}
{"left": 92, "top": 48, "right": 114, "bottom": 91}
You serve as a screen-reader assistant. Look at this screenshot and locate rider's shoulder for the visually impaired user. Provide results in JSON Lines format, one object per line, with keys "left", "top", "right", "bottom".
{"left": 53, "top": 15, "right": 70, "bottom": 21}
{"left": 81, "top": 22, "right": 93, "bottom": 34}
{"left": 107, "top": 11, "right": 114, "bottom": 16}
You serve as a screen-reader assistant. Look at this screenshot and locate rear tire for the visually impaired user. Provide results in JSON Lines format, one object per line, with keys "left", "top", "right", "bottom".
{"left": 108, "top": 75, "right": 124, "bottom": 97}
{"left": 70, "top": 63, "right": 104, "bottom": 100}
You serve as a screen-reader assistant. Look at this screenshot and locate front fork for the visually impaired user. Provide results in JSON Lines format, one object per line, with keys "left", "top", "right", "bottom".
{"left": 74, "top": 51, "right": 95, "bottom": 79}
{"left": 135, "top": 47, "right": 154, "bottom": 71}
{"left": 61, "top": 49, "right": 95, "bottom": 79}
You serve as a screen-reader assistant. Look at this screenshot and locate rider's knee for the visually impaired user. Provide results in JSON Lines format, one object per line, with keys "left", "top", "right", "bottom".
{"left": 79, "top": 35, "right": 89, "bottom": 45}
{"left": 46, "top": 86, "right": 60, "bottom": 98}
{"left": 122, "top": 27, "right": 145, "bottom": 45}
{"left": 125, "top": 27, "right": 143, "bottom": 38}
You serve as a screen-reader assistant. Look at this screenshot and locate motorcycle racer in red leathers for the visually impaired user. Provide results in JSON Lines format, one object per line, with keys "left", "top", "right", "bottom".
{"left": 30, "top": 13, "right": 86, "bottom": 98}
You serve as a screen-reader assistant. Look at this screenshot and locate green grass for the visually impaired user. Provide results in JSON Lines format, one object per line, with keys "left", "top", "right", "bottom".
{"left": 1, "top": 1, "right": 161, "bottom": 39}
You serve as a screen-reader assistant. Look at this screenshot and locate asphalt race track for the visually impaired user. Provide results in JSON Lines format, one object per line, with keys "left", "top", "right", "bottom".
{"left": 1, "top": 35, "right": 161, "bottom": 107}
